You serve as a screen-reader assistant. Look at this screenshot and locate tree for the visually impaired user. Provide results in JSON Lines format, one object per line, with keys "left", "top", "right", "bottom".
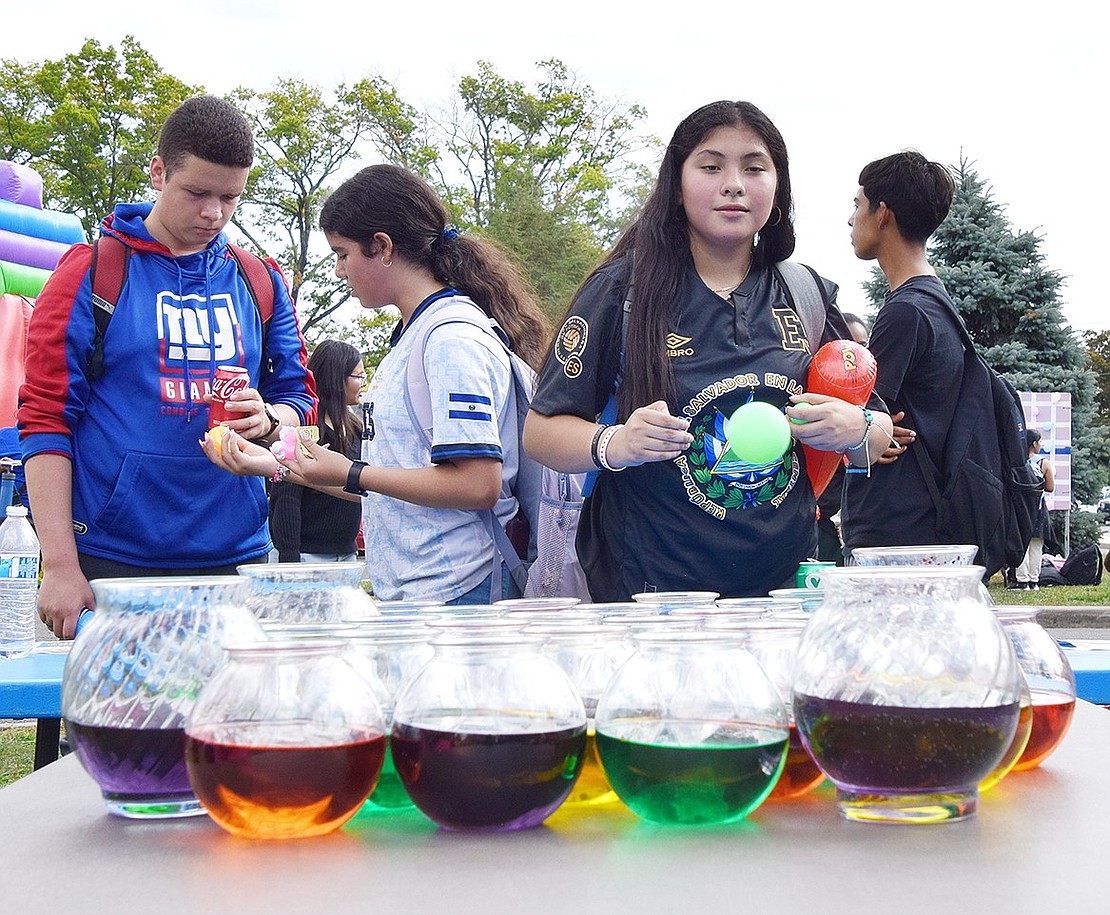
{"left": 864, "top": 159, "right": 1108, "bottom": 506}
{"left": 228, "top": 76, "right": 436, "bottom": 335}
{"left": 310, "top": 308, "right": 398, "bottom": 371}
{"left": 0, "top": 37, "right": 195, "bottom": 237}
{"left": 422, "top": 60, "right": 648, "bottom": 320}
{"left": 1082, "top": 330, "right": 1110, "bottom": 421}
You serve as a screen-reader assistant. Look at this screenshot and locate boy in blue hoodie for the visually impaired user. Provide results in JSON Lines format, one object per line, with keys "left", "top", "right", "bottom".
{"left": 18, "top": 95, "right": 317, "bottom": 638}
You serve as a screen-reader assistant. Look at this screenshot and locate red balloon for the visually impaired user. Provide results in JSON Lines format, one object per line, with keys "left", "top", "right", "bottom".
{"left": 802, "top": 340, "right": 878, "bottom": 498}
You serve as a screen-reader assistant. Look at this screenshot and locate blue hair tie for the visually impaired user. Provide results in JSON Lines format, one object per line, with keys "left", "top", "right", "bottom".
{"left": 441, "top": 227, "right": 459, "bottom": 241}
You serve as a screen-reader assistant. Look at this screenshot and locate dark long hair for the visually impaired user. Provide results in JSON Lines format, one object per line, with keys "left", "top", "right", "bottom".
{"left": 319, "top": 165, "right": 550, "bottom": 370}
{"left": 592, "top": 101, "right": 796, "bottom": 418}
{"left": 307, "top": 339, "right": 362, "bottom": 457}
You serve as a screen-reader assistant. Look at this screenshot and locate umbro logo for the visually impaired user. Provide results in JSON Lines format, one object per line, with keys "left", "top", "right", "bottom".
{"left": 666, "top": 333, "right": 694, "bottom": 357}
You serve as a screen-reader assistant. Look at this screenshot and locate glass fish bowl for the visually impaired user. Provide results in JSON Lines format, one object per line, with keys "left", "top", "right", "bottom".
{"left": 237, "top": 561, "right": 377, "bottom": 622}
{"left": 390, "top": 631, "right": 586, "bottom": 831}
{"left": 793, "top": 566, "right": 1023, "bottom": 824}
{"left": 62, "top": 576, "right": 263, "bottom": 818}
{"left": 595, "top": 630, "right": 788, "bottom": 825}
{"left": 993, "top": 607, "right": 1076, "bottom": 771}
{"left": 185, "top": 639, "right": 387, "bottom": 839}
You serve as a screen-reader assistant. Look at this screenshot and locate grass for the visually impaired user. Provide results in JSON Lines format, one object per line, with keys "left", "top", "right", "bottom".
{"left": 0, "top": 725, "right": 38, "bottom": 789}
{"left": 986, "top": 572, "right": 1110, "bottom": 606}
{"left": 2, "top": 572, "right": 1105, "bottom": 789}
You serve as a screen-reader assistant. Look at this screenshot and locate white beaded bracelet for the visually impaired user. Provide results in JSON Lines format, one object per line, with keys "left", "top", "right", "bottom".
{"left": 596, "top": 423, "right": 626, "bottom": 472}
{"left": 842, "top": 407, "right": 873, "bottom": 454}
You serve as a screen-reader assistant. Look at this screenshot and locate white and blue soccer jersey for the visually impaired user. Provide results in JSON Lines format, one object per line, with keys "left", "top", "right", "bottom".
{"left": 359, "top": 291, "right": 515, "bottom": 601}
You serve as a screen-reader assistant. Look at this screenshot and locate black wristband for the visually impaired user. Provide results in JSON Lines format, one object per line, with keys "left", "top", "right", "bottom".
{"left": 343, "top": 460, "right": 369, "bottom": 496}
{"left": 261, "top": 403, "right": 281, "bottom": 439}
{"left": 590, "top": 424, "right": 609, "bottom": 470}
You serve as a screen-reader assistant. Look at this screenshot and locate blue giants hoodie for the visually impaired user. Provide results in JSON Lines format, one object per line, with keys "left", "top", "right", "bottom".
{"left": 17, "top": 203, "right": 317, "bottom": 567}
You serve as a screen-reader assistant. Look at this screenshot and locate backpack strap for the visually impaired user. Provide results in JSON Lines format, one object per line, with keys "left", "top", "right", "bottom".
{"left": 88, "top": 234, "right": 129, "bottom": 380}
{"left": 85, "top": 236, "right": 277, "bottom": 380}
{"left": 581, "top": 260, "right": 633, "bottom": 499}
{"left": 773, "top": 261, "right": 828, "bottom": 351}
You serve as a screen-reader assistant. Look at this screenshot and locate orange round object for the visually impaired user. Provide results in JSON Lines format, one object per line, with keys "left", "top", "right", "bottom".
{"left": 803, "top": 340, "right": 878, "bottom": 498}
{"left": 206, "top": 424, "right": 228, "bottom": 457}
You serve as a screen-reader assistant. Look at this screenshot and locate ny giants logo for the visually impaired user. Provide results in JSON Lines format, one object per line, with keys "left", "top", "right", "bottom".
{"left": 157, "top": 291, "right": 246, "bottom": 405}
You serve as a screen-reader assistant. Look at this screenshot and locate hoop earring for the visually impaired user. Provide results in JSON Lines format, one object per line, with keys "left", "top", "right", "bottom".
{"left": 765, "top": 206, "right": 782, "bottom": 228}
{"left": 380, "top": 254, "right": 392, "bottom": 268}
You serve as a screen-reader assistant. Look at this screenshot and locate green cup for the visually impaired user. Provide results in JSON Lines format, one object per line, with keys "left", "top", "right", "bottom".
{"left": 795, "top": 561, "right": 835, "bottom": 590}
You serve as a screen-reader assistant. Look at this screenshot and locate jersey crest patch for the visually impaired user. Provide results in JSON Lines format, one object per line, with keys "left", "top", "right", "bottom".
{"left": 555, "top": 315, "right": 589, "bottom": 378}
{"left": 675, "top": 385, "right": 800, "bottom": 520}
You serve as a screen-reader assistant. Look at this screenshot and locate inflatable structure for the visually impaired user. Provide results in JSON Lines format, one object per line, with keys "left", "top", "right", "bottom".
{"left": 0, "top": 160, "right": 85, "bottom": 426}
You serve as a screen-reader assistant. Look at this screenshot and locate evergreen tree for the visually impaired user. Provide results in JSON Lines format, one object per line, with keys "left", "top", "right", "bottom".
{"left": 863, "top": 158, "right": 1108, "bottom": 506}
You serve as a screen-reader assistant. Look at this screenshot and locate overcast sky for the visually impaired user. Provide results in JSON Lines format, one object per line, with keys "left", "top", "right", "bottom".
{"left": 10, "top": 0, "right": 1105, "bottom": 331}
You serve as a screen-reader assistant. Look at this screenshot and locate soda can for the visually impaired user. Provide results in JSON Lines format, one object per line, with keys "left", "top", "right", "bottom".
{"left": 795, "top": 560, "right": 835, "bottom": 590}
{"left": 209, "top": 365, "right": 251, "bottom": 428}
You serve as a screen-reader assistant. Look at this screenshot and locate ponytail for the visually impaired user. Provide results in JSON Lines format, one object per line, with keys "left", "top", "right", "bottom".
{"left": 320, "top": 165, "right": 550, "bottom": 369}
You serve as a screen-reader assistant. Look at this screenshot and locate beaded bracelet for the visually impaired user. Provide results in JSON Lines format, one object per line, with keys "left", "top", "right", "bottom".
{"left": 590, "top": 424, "right": 609, "bottom": 470}
{"left": 271, "top": 463, "right": 290, "bottom": 484}
{"left": 843, "top": 406, "right": 870, "bottom": 453}
{"left": 843, "top": 407, "right": 873, "bottom": 453}
{"left": 597, "top": 423, "right": 626, "bottom": 472}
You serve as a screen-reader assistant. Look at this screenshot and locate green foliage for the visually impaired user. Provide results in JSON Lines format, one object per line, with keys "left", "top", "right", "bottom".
{"left": 865, "top": 158, "right": 1107, "bottom": 503}
{"left": 4, "top": 42, "right": 650, "bottom": 357}
{"left": 0, "top": 36, "right": 195, "bottom": 237}
{"left": 229, "top": 77, "right": 435, "bottom": 327}
{"left": 1082, "top": 330, "right": 1110, "bottom": 422}
{"left": 309, "top": 308, "right": 398, "bottom": 369}
{"left": 425, "top": 60, "right": 648, "bottom": 321}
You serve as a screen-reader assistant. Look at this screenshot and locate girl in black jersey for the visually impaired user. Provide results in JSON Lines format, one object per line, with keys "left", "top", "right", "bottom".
{"left": 524, "top": 100, "right": 892, "bottom": 599}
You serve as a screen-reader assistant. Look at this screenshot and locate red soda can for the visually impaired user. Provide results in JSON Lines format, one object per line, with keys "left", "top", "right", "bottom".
{"left": 209, "top": 365, "right": 251, "bottom": 428}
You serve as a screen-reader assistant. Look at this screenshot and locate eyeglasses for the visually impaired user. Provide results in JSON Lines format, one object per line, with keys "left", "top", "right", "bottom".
{"left": 349, "top": 373, "right": 367, "bottom": 383}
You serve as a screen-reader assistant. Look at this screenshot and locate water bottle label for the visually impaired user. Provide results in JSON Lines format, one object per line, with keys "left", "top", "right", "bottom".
{"left": 0, "top": 555, "right": 40, "bottom": 579}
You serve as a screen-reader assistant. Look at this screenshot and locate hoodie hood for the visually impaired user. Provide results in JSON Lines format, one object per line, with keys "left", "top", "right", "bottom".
{"left": 100, "top": 202, "right": 231, "bottom": 261}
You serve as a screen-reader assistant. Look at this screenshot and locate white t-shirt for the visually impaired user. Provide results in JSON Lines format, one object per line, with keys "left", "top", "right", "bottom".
{"left": 360, "top": 292, "right": 516, "bottom": 601}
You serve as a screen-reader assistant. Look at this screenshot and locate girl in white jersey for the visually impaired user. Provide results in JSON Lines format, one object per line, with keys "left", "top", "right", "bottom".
{"left": 204, "top": 165, "right": 549, "bottom": 603}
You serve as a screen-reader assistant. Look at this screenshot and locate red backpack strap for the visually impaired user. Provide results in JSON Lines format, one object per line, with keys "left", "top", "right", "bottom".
{"left": 227, "top": 243, "right": 275, "bottom": 323}
{"left": 87, "top": 235, "right": 130, "bottom": 379}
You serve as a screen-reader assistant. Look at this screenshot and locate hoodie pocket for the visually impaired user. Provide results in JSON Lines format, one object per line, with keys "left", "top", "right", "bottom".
{"left": 95, "top": 451, "right": 268, "bottom": 562}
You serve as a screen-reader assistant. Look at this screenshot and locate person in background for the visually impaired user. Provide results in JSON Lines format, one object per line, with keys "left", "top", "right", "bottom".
{"left": 17, "top": 95, "right": 316, "bottom": 638}
{"left": 269, "top": 340, "right": 364, "bottom": 562}
{"left": 839, "top": 150, "right": 961, "bottom": 558}
{"left": 816, "top": 312, "right": 870, "bottom": 563}
{"left": 203, "top": 165, "right": 550, "bottom": 604}
{"left": 522, "top": 100, "right": 891, "bottom": 600}
{"left": 1014, "top": 429, "right": 1054, "bottom": 590}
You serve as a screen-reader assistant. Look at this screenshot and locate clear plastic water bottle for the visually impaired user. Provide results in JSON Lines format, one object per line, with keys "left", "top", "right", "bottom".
{"left": 0, "top": 505, "right": 40, "bottom": 658}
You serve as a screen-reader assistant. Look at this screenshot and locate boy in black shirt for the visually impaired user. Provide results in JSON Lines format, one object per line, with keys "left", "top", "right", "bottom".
{"left": 840, "top": 151, "right": 960, "bottom": 554}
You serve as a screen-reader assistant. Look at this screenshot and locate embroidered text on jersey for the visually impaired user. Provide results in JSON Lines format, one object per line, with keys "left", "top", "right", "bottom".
{"left": 772, "top": 306, "right": 809, "bottom": 354}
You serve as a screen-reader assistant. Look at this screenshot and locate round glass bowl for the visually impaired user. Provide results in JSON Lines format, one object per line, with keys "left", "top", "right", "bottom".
{"left": 595, "top": 630, "right": 788, "bottom": 825}
{"left": 237, "top": 561, "right": 377, "bottom": 622}
{"left": 390, "top": 632, "right": 586, "bottom": 831}
{"left": 62, "top": 576, "right": 263, "bottom": 819}
{"left": 793, "top": 566, "right": 1023, "bottom": 824}
{"left": 185, "top": 639, "right": 387, "bottom": 839}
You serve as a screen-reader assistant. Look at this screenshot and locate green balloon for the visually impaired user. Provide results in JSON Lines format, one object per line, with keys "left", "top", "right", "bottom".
{"left": 789, "top": 400, "right": 811, "bottom": 424}
{"left": 725, "top": 401, "right": 791, "bottom": 464}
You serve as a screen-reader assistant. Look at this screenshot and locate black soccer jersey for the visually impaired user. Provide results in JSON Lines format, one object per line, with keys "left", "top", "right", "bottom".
{"left": 531, "top": 255, "right": 854, "bottom": 599}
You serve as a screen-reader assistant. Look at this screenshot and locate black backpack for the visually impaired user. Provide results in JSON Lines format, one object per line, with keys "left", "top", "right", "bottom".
{"left": 1059, "top": 544, "right": 1103, "bottom": 586}
{"left": 911, "top": 289, "right": 1044, "bottom": 579}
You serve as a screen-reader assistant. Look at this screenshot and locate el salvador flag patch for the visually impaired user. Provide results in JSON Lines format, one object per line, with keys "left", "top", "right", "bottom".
{"left": 448, "top": 392, "right": 492, "bottom": 422}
